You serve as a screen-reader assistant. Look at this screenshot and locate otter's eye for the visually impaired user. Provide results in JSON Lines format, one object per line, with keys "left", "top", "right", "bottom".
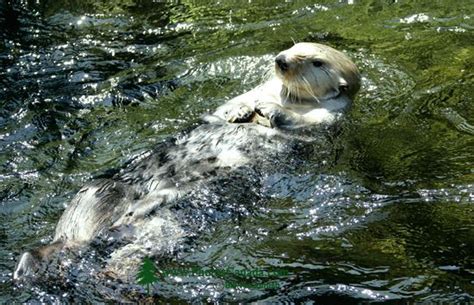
{"left": 312, "top": 60, "right": 323, "bottom": 67}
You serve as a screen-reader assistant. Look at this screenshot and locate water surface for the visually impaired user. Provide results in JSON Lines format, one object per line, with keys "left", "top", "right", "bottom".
{"left": 0, "top": 0, "right": 473, "bottom": 303}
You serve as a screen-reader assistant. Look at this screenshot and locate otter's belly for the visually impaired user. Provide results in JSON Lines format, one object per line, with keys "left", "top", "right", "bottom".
{"left": 77, "top": 121, "right": 288, "bottom": 278}
{"left": 52, "top": 122, "right": 284, "bottom": 244}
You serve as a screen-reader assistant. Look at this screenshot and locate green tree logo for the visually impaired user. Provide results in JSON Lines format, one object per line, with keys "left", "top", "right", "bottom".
{"left": 136, "top": 257, "right": 160, "bottom": 295}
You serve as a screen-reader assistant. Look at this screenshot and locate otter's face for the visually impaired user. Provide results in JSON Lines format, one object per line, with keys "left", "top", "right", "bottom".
{"left": 275, "top": 42, "right": 360, "bottom": 101}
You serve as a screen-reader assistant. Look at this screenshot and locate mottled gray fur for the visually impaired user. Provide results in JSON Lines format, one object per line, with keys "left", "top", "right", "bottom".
{"left": 14, "top": 42, "right": 360, "bottom": 281}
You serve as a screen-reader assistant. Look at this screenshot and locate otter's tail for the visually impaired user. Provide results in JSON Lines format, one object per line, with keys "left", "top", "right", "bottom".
{"left": 13, "top": 241, "right": 63, "bottom": 280}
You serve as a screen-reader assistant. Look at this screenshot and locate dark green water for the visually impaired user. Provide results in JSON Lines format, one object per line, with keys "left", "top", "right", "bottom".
{"left": 0, "top": 0, "right": 473, "bottom": 303}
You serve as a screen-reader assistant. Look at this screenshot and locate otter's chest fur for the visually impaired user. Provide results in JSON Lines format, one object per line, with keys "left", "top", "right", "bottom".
{"left": 114, "top": 121, "right": 286, "bottom": 217}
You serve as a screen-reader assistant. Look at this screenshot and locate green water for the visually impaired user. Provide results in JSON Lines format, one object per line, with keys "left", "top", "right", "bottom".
{"left": 0, "top": 0, "right": 473, "bottom": 303}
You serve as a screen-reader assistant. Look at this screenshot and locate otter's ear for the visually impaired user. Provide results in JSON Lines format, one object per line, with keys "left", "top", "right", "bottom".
{"left": 338, "top": 76, "right": 348, "bottom": 91}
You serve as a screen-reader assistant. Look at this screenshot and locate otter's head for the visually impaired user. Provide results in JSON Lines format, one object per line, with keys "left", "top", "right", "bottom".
{"left": 275, "top": 42, "right": 360, "bottom": 102}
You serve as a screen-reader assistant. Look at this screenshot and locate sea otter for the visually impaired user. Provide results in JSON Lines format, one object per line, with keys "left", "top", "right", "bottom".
{"left": 14, "top": 42, "right": 360, "bottom": 281}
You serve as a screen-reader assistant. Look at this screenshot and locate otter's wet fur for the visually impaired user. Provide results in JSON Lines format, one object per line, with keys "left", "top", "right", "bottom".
{"left": 14, "top": 42, "right": 360, "bottom": 281}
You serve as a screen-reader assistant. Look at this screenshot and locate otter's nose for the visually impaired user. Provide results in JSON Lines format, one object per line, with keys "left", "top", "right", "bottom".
{"left": 275, "top": 55, "right": 289, "bottom": 72}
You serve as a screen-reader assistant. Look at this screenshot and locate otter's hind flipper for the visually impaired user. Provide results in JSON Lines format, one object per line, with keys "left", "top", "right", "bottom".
{"left": 13, "top": 241, "right": 64, "bottom": 280}
{"left": 14, "top": 179, "right": 130, "bottom": 281}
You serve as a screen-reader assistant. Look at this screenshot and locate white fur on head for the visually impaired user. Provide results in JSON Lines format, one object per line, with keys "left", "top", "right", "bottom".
{"left": 275, "top": 42, "right": 360, "bottom": 102}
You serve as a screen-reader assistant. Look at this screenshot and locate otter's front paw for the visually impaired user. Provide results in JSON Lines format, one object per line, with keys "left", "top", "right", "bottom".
{"left": 216, "top": 104, "right": 254, "bottom": 123}
{"left": 255, "top": 102, "right": 297, "bottom": 128}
